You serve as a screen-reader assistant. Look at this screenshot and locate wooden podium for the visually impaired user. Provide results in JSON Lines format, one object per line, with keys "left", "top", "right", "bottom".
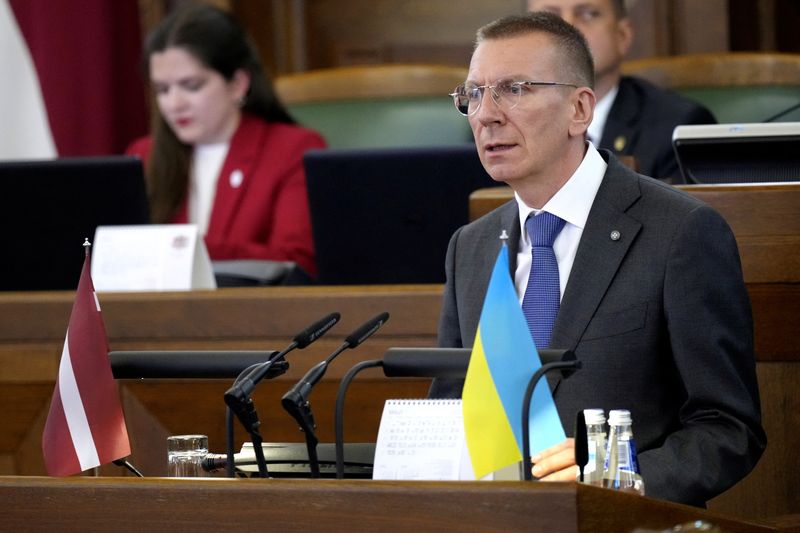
{"left": 0, "top": 477, "right": 779, "bottom": 532}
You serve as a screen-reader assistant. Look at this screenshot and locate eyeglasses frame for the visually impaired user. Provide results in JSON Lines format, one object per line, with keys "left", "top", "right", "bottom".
{"left": 449, "top": 80, "right": 578, "bottom": 116}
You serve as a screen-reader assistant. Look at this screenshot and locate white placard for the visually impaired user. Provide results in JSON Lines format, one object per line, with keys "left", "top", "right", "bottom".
{"left": 372, "top": 399, "right": 466, "bottom": 480}
{"left": 91, "top": 224, "right": 216, "bottom": 292}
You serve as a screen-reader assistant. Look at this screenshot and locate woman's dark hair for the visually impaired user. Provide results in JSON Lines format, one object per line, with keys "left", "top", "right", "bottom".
{"left": 143, "top": 2, "right": 294, "bottom": 223}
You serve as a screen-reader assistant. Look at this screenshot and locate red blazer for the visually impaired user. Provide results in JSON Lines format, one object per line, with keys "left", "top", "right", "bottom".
{"left": 127, "top": 114, "right": 326, "bottom": 276}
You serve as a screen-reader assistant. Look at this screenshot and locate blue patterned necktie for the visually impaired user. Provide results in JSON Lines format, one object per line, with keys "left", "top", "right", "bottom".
{"left": 521, "top": 212, "right": 566, "bottom": 348}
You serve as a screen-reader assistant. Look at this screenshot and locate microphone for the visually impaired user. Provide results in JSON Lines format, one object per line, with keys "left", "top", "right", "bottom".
{"left": 281, "top": 312, "right": 390, "bottom": 478}
{"left": 225, "top": 312, "right": 341, "bottom": 407}
{"left": 282, "top": 312, "right": 390, "bottom": 412}
{"left": 222, "top": 312, "right": 341, "bottom": 478}
{"left": 574, "top": 410, "right": 588, "bottom": 483}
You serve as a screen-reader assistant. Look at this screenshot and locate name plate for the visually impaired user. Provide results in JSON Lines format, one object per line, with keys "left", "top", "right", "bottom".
{"left": 91, "top": 224, "right": 216, "bottom": 291}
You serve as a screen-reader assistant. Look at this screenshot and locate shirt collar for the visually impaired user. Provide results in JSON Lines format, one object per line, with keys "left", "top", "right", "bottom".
{"left": 515, "top": 142, "right": 607, "bottom": 241}
{"left": 587, "top": 83, "right": 619, "bottom": 146}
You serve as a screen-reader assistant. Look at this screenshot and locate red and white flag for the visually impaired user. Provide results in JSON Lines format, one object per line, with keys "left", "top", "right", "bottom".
{"left": 42, "top": 247, "right": 130, "bottom": 476}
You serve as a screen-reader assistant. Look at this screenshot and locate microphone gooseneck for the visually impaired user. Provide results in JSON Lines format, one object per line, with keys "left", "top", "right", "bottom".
{"left": 522, "top": 351, "right": 581, "bottom": 482}
{"left": 230, "top": 312, "right": 341, "bottom": 399}
{"left": 284, "top": 312, "right": 391, "bottom": 407}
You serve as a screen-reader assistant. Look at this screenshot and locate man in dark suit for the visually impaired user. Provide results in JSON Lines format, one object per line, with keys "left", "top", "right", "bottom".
{"left": 527, "top": 0, "right": 716, "bottom": 181}
{"left": 435, "top": 12, "right": 765, "bottom": 506}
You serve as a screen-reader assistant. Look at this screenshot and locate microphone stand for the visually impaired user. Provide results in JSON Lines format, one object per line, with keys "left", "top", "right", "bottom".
{"left": 225, "top": 407, "right": 236, "bottom": 478}
{"left": 223, "top": 312, "right": 342, "bottom": 478}
{"left": 225, "top": 358, "right": 289, "bottom": 478}
{"left": 521, "top": 354, "right": 581, "bottom": 482}
{"left": 282, "top": 347, "right": 349, "bottom": 479}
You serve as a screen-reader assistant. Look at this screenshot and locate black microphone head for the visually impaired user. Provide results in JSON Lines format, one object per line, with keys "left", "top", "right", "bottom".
{"left": 345, "top": 312, "right": 390, "bottom": 348}
{"left": 574, "top": 410, "right": 589, "bottom": 470}
{"left": 294, "top": 312, "right": 341, "bottom": 349}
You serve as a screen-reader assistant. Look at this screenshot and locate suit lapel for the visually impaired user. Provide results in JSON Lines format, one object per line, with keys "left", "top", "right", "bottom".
{"left": 207, "top": 115, "right": 263, "bottom": 237}
{"left": 549, "top": 156, "right": 642, "bottom": 384}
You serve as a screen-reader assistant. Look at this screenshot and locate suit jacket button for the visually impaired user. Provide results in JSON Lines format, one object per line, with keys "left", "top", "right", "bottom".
{"left": 610, "top": 230, "right": 621, "bottom": 241}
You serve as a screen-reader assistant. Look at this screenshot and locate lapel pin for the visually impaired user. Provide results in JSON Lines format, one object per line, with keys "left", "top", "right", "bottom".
{"left": 614, "top": 135, "right": 626, "bottom": 152}
{"left": 610, "top": 230, "right": 621, "bottom": 241}
{"left": 229, "top": 169, "right": 244, "bottom": 188}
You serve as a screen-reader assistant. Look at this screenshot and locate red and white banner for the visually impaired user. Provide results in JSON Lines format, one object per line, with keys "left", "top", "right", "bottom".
{"left": 2, "top": 0, "right": 147, "bottom": 159}
{"left": 42, "top": 250, "right": 130, "bottom": 476}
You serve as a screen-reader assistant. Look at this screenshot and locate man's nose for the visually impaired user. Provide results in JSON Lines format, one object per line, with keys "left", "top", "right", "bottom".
{"left": 474, "top": 87, "right": 504, "bottom": 124}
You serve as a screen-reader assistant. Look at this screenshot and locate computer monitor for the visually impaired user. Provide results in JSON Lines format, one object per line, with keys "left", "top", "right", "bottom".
{"left": 0, "top": 156, "right": 149, "bottom": 291}
{"left": 304, "top": 144, "right": 505, "bottom": 284}
{"left": 672, "top": 122, "right": 800, "bottom": 184}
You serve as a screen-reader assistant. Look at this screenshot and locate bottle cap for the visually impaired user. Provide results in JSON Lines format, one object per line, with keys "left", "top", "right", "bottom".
{"left": 608, "top": 409, "right": 632, "bottom": 425}
{"left": 583, "top": 408, "right": 606, "bottom": 425}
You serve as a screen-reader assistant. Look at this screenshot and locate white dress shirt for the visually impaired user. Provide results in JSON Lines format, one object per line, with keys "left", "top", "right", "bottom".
{"left": 189, "top": 142, "right": 228, "bottom": 235}
{"left": 586, "top": 84, "right": 618, "bottom": 146}
{"left": 514, "top": 143, "right": 607, "bottom": 302}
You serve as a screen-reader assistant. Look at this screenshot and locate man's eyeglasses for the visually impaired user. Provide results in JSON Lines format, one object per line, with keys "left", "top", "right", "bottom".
{"left": 450, "top": 80, "right": 577, "bottom": 116}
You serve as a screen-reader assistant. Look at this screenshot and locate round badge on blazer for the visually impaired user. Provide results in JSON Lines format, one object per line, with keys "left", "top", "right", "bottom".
{"left": 614, "top": 136, "right": 626, "bottom": 152}
{"left": 229, "top": 169, "right": 244, "bottom": 188}
{"left": 610, "top": 230, "right": 621, "bottom": 241}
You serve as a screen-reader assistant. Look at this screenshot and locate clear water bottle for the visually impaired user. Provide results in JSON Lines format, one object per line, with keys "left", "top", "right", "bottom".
{"left": 602, "top": 409, "right": 645, "bottom": 495}
{"left": 582, "top": 408, "right": 606, "bottom": 486}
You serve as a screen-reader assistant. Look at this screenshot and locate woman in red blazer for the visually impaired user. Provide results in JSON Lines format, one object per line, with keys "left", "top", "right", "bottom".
{"left": 127, "top": 3, "right": 325, "bottom": 277}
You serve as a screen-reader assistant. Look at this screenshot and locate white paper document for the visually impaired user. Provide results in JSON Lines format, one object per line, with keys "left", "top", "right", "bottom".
{"left": 91, "top": 224, "right": 216, "bottom": 292}
{"left": 372, "top": 399, "right": 465, "bottom": 480}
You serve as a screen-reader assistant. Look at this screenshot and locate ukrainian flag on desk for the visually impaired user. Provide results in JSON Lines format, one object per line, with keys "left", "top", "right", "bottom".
{"left": 462, "top": 243, "right": 565, "bottom": 479}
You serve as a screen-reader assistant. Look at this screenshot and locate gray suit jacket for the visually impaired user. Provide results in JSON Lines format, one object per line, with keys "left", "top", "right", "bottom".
{"left": 432, "top": 151, "right": 765, "bottom": 506}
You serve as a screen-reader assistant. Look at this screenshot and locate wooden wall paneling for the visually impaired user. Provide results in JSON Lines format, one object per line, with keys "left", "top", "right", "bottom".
{"left": 670, "top": 0, "right": 729, "bottom": 55}
{"left": 626, "top": 0, "right": 670, "bottom": 59}
{"left": 708, "top": 362, "right": 800, "bottom": 519}
{"left": 302, "top": 0, "right": 522, "bottom": 69}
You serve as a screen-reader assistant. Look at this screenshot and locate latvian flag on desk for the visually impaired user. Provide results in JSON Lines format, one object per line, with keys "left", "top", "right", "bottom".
{"left": 42, "top": 247, "right": 130, "bottom": 476}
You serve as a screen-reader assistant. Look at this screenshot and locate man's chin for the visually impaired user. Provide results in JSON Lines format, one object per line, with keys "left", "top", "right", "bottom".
{"left": 484, "top": 164, "right": 522, "bottom": 185}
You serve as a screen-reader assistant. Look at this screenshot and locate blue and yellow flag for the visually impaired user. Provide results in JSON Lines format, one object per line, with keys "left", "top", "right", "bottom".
{"left": 462, "top": 243, "right": 565, "bottom": 479}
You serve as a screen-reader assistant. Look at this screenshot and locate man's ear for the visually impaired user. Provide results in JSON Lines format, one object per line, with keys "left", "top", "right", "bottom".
{"left": 568, "top": 87, "right": 595, "bottom": 138}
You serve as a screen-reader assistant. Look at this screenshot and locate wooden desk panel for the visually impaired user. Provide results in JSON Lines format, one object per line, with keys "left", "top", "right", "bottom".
{"left": 1, "top": 286, "right": 441, "bottom": 478}
{"left": 0, "top": 476, "right": 778, "bottom": 533}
